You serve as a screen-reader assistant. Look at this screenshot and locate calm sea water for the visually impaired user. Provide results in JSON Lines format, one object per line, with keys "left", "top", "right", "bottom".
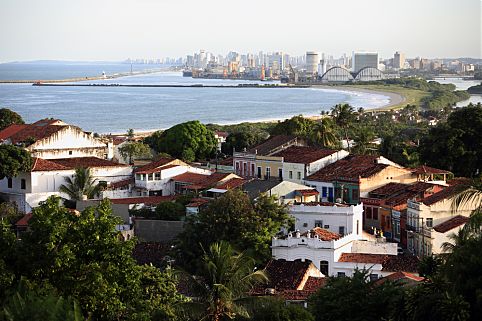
{"left": 1, "top": 63, "right": 478, "bottom": 134}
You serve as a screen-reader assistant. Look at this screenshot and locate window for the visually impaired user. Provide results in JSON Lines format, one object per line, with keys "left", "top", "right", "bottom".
{"left": 369, "top": 274, "right": 379, "bottom": 281}
{"left": 386, "top": 216, "right": 391, "bottom": 229}
{"left": 289, "top": 171, "right": 293, "bottom": 179}
{"left": 339, "top": 226, "right": 345, "bottom": 235}
{"left": 373, "top": 208, "right": 379, "bottom": 220}
{"left": 266, "top": 167, "right": 271, "bottom": 179}
{"left": 324, "top": 225, "right": 330, "bottom": 229}
{"left": 365, "top": 207, "right": 372, "bottom": 219}
{"left": 243, "top": 162, "right": 247, "bottom": 175}
{"left": 20, "top": 179, "right": 25, "bottom": 189}
{"left": 68, "top": 150, "right": 73, "bottom": 155}
{"left": 235, "top": 162, "right": 240, "bottom": 174}
{"left": 315, "top": 220, "right": 323, "bottom": 228}
{"left": 320, "top": 261, "right": 329, "bottom": 276}
{"left": 328, "top": 188, "right": 334, "bottom": 200}
{"left": 357, "top": 220, "right": 360, "bottom": 235}
{"left": 7, "top": 178, "right": 12, "bottom": 188}
{"left": 352, "top": 188, "right": 359, "bottom": 201}
{"left": 278, "top": 168, "right": 283, "bottom": 180}
{"left": 337, "top": 272, "right": 346, "bottom": 277}
{"left": 322, "top": 187, "right": 327, "bottom": 198}
{"left": 148, "top": 173, "right": 153, "bottom": 181}
{"left": 257, "top": 166, "right": 262, "bottom": 179}
{"left": 155, "top": 172, "right": 161, "bottom": 180}
{"left": 251, "top": 164, "right": 255, "bottom": 176}
{"left": 426, "top": 218, "right": 433, "bottom": 228}
{"left": 297, "top": 171, "right": 302, "bottom": 180}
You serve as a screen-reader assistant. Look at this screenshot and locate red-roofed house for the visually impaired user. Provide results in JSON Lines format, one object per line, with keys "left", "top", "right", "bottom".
{"left": 305, "top": 155, "right": 416, "bottom": 204}
{"left": 272, "top": 146, "right": 349, "bottom": 184}
{"left": 0, "top": 157, "right": 131, "bottom": 212}
{"left": 406, "top": 181, "right": 480, "bottom": 256}
{"left": 0, "top": 119, "right": 114, "bottom": 160}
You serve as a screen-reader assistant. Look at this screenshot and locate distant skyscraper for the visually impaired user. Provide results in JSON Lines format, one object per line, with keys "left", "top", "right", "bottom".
{"left": 306, "top": 51, "right": 320, "bottom": 74}
{"left": 393, "top": 51, "right": 405, "bottom": 69}
{"left": 352, "top": 51, "right": 378, "bottom": 73}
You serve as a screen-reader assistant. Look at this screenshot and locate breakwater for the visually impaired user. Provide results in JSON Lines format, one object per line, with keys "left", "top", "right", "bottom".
{"left": 32, "top": 83, "right": 310, "bottom": 88}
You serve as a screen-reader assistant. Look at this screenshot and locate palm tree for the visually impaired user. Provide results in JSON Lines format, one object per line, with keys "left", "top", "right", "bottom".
{"left": 59, "top": 167, "right": 99, "bottom": 201}
{"left": 331, "top": 104, "right": 355, "bottom": 152}
{"left": 352, "top": 125, "right": 376, "bottom": 155}
{"left": 183, "top": 241, "right": 268, "bottom": 321}
{"left": 311, "top": 117, "right": 338, "bottom": 148}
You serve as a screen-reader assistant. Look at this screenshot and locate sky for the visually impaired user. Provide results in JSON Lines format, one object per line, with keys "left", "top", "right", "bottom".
{"left": 0, "top": 0, "right": 480, "bottom": 62}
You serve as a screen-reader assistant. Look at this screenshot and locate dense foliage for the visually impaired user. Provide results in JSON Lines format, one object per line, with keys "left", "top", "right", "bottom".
{"left": 176, "top": 189, "right": 292, "bottom": 272}
{"left": 155, "top": 201, "right": 185, "bottom": 221}
{"left": 145, "top": 121, "right": 217, "bottom": 162}
{"left": 0, "top": 197, "right": 186, "bottom": 320}
{"left": 0, "top": 108, "right": 24, "bottom": 131}
{"left": 420, "top": 105, "right": 482, "bottom": 177}
{"left": 118, "top": 141, "right": 152, "bottom": 164}
{"left": 0, "top": 145, "right": 32, "bottom": 180}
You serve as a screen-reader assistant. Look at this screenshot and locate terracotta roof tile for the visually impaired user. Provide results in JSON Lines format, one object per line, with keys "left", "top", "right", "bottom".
{"left": 261, "top": 260, "right": 312, "bottom": 291}
{"left": 303, "top": 276, "right": 327, "bottom": 292}
{"left": 306, "top": 155, "right": 391, "bottom": 182}
{"left": 0, "top": 124, "right": 28, "bottom": 140}
{"left": 50, "top": 157, "right": 127, "bottom": 169}
{"left": 15, "top": 213, "right": 33, "bottom": 227}
{"left": 109, "top": 195, "right": 176, "bottom": 205}
{"left": 296, "top": 189, "right": 320, "bottom": 196}
{"left": 272, "top": 146, "right": 337, "bottom": 164}
{"left": 173, "top": 172, "right": 231, "bottom": 190}
{"left": 247, "top": 135, "right": 299, "bottom": 155}
{"left": 31, "top": 157, "right": 70, "bottom": 171}
{"left": 375, "top": 271, "right": 424, "bottom": 286}
{"left": 433, "top": 215, "right": 469, "bottom": 233}
{"left": 9, "top": 124, "right": 67, "bottom": 145}
{"left": 215, "top": 178, "right": 246, "bottom": 190}
{"left": 338, "top": 253, "right": 419, "bottom": 272}
{"left": 422, "top": 184, "right": 469, "bottom": 206}
{"left": 110, "top": 178, "right": 134, "bottom": 189}
{"left": 304, "top": 227, "right": 341, "bottom": 241}
{"left": 411, "top": 165, "right": 451, "bottom": 175}
{"left": 135, "top": 158, "right": 176, "bottom": 174}
{"left": 369, "top": 183, "right": 408, "bottom": 198}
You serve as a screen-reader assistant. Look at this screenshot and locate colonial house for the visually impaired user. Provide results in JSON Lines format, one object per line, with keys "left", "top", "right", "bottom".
{"left": 360, "top": 181, "right": 445, "bottom": 242}
{"left": 304, "top": 155, "right": 417, "bottom": 204}
{"left": 233, "top": 135, "right": 304, "bottom": 179}
{"left": 0, "top": 119, "right": 113, "bottom": 160}
{"left": 271, "top": 146, "right": 349, "bottom": 184}
{"left": 0, "top": 157, "right": 132, "bottom": 212}
{"left": 171, "top": 171, "right": 244, "bottom": 196}
{"left": 406, "top": 180, "right": 480, "bottom": 256}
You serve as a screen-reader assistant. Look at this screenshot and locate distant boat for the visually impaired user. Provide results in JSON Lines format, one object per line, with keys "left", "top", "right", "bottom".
{"left": 102, "top": 71, "right": 106, "bottom": 78}
{"left": 182, "top": 70, "right": 193, "bottom": 77}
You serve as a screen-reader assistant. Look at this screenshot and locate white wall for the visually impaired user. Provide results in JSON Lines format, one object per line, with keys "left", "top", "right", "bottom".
{"left": 291, "top": 203, "right": 363, "bottom": 237}
{"left": 303, "top": 180, "right": 335, "bottom": 202}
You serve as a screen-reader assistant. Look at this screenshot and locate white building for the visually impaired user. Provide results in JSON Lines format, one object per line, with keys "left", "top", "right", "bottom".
{"left": 134, "top": 158, "right": 211, "bottom": 196}
{"left": 290, "top": 202, "right": 364, "bottom": 236}
{"left": 0, "top": 119, "right": 113, "bottom": 160}
{"left": 352, "top": 51, "right": 379, "bottom": 73}
{"left": 306, "top": 51, "right": 320, "bottom": 75}
{"left": 0, "top": 157, "right": 132, "bottom": 212}
{"left": 406, "top": 182, "right": 479, "bottom": 256}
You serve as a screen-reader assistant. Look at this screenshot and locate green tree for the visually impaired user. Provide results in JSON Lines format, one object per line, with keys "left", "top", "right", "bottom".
{"left": 0, "top": 108, "right": 24, "bottom": 131}
{"left": 155, "top": 201, "right": 185, "bottom": 221}
{"left": 310, "top": 118, "right": 338, "bottom": 148}
{"left": 59, "top": 167, "right": 100, "bottom": 201}
{"left": 270, "top": 115, "right": 316, "bottom": 138}
{"left": 352, "top": 125, "right": 376, "bottom": 155}
{"left": 308, "top": 269, "right": 402, "bottom": 321}
{"left": 331, "top": 104, "right": 355, "bottom": 152}
{"left": 0, "top": 145, "right": 32, "bottom": 180}
{"left": 126, "top": 128, "right": 134, "bottom": 139}
{"left": 183, "top": 241, "right": 268, "bottom": 321}
{"left": 244, "top": 297, "right": 314, "bottom": 321}
{"left": 176, "top": 190, "right": 291, "bottom": 272}
{"left": 16, "top": 197, "right": 185, "bottom": 320}
{"left": 222, "top": 131, "right": 266, "bottom": 154}
{"left": 118, "top": 141, "right": 152, "bottom": 164}
{"left": 145, "top": 121, "right": 217, "bottom": 162}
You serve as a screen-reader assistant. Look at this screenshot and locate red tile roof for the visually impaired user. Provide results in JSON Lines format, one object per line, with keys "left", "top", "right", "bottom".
{"left": 261, "top": 259, "right": 312, "bottom": 291}
{"left": 8, "top": 123, "right": 67, "bottom": 145}
{"left": 304, "top": 227, "right": 341, "bottom": 241}
{"left": 369, "top": 183, "right": 408, "bottom": 198}
{"left": 110, "top": 178, "right": 134, "bottom": 189}
{"left": 109, "top": 195, "right": 176, "bottom": 205}
{"left": 306, "top": 155, "right": 391, "bottom": 183}
{"left": 433, "top": 215, "right": 469, "bottom": 233}
{"left": 215, "top": 178, "right": 246, "bottom": 190}
{"left": 0, "top": 124, "right": 28, "bottom": 140}
{"left": 303, "top": 276, "right": 327, "bottom": 292}
{"left": 422, "top": 184, "right": 468, "bottom": 206}
{"left": 173, "top": 172, "right": 231, "bottom": 190}
{"left": 411, "top": 165, "right": 451, "bottom": 175}
{"left": 15, "top": 213, "right": 33, "bottom": 227}
{"left": 375, "top": 271, "right": 424, "bottom": 286}
{"left": 186, "top": 198, "right": 210, "bottom": 207}
{"left": 248, "top": 135, "right": 299, "bottom": 155}
{"left": 272, "top": 146, "right": 337, "bottom": 164}
{"left": 31, "top": 157, "right": 69, "bottom": 171}
{"left": 135, "top": 158, "right": 176, "bottom": 174}
{"left": 298, "top": 201, "right": 350, "bottom": 207}
{"left": 296, "top": 189, "right": 320, "bottom": 196}
{"left": 338, "top": 253, "right": 388, "bottom": 264}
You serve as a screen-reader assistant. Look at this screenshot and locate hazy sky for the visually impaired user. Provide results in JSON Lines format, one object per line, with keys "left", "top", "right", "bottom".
{"left": 0, "top": 0, "right": 480, "bottom": 62}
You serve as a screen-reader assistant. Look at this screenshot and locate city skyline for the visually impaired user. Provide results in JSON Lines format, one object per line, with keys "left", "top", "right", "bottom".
{"left": 0, "top": 0, "right": 481, "bottom": 63}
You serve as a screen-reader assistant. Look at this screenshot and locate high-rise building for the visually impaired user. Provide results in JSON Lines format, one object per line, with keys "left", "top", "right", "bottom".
{"left": 352, "top": 51, "right": 378, "bottom": 73}
{"left": 393, "top": 51, "right": 405, "bottom": 69}
{"left": 306, "top": 51, "right": 320, "bottom": 75}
